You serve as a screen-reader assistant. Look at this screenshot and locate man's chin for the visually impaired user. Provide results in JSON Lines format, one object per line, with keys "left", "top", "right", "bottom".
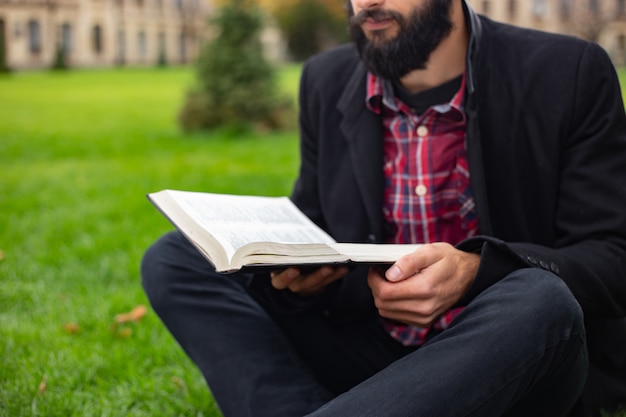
{"left": 363, "top": 27, "right": 400, "bottom": 45}
{"left": 365, "top": 31, "right": 396, "bottom": 48}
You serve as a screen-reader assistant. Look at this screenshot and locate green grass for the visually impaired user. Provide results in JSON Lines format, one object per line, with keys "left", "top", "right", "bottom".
{"left": 0, "top": 65, "right": 301, "bottom": 416}
{"left": 1, "top": 65, "right": 626, "bottom": 417}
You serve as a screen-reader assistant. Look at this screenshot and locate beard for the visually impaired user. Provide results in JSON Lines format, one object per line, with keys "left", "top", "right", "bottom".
{"left": 348, "top": 0, "right": 454, "bottom": 80}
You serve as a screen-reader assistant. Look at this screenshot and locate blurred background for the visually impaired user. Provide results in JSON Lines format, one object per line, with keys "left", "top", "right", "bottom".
{"left": 1, "top": 0, "right": 626, "bottom": 71}
{"left": 1, "top": 1, "right": 625, "bottom": 416}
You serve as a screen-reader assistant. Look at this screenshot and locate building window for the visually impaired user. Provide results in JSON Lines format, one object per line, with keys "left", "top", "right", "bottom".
{"left": 618, "top": 0, "right": 626, "bottom": 15}
{"left": 93, "top": 25, "right": 103, "bottom": 54}
{"left": 560, "top": 0, "right": 572, "bottom": 20}
{"left": 157, "top": 31, "right": 166, "bottom": 64}
{"left": 589, "top": 0, "right": 599, "bottom": 16}
{"left": 507, "top": 0, "right": 517, "bottom": 20}
{"left": 117, "top": 29, "right": 126, "bottom": 65}
{"left": 179, "top": 31, "right": 186, "bottom": 63}
{"left": 0, "top": 19, "right": 5, "bottom": 60}
{"left": 481, "top": 0, "right": 491, "bottom": 15}
{"left": 61, "top": 23, "right": 72, "bottom": 54}
{"left": 28, "top": 19, "right": 41, "bottom": 54}
{"left": 158, "top": 32, "right": 165, "bottom": 51}
{"left": 138, "top": 30, "right": 146, "bottom": 57}
{"left": 533, "top": 0, "right": 548, "bottom": 18}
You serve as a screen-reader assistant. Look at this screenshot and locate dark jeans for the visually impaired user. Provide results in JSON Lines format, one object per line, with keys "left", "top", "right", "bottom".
{"left": 141, "top": 231, "right": 588, "bottom": 417}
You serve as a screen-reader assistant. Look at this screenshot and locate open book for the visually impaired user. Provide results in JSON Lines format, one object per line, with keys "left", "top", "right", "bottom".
{"left": 147, "top": 189, "right": 421, "bottom": 273}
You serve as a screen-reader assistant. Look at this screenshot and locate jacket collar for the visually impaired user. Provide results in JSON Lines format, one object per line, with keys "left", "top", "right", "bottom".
{"left": 463, "top": 0, "right": 482, "bottom": 98}
{"left": 337, "top": 60, "right": 386, "bottom": 241}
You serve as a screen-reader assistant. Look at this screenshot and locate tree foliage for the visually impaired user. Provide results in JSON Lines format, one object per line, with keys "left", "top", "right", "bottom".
{"left": 0, "top": 27, "right": 10, "bottom": 73}
{"left": 179, "top": 0, "right": 291, "bottom": 133}
{"left": 272, "top": 0, "right": 348, "bottom": 61}
{"left": 51, "top": 43, "right": 69, "bottom": 71}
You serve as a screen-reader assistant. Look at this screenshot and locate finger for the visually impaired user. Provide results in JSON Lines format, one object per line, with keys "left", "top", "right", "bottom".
{"left": 288, "top": 265, "right": 334, "bottom": 293}
{"left": 386, "top": 243, "right": 445, "bottom": 282}
{"left": 370, "top": 274, "right": 432, "bottom": 303}
{"left": 367, "top": 267, "right": 383, "bottom": 288}
{"left": 377, "top": 306, "right": 440, "bottom": 328}
{"left": 320, "top": 265, "right": 349, "bottom": 284}
{"left": 368, "top": 267, "right": 396, "bottom": 297}
{"left": 289, "top": 265, "right": 348, "bottom": 295}
{"left": 270, "top": 267, "right": 300, "bottom": 290}
{"left": 375, "top": 294, "right": 440, "bottom": 319}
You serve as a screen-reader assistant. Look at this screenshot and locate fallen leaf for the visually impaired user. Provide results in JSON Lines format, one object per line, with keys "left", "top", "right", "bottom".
{"left": 114, "top": 305, "right": 147, "bottom": 323}
{"left": 116, "top": 327, "right": 133, "bottom": 338}
{"left": 63, "top": 323, "right": 80, "bottom": 334}
{"left": 0, "top": 250, "right": 4, "bottom": 261}
{"left": 38, "top": 375, "right": 47, "bottom": 394}
{"left": 171, "top": 376, "right": 187, "bottom": 392}
{"left": 128, "top": 304, "right": 147, "bottom": 321}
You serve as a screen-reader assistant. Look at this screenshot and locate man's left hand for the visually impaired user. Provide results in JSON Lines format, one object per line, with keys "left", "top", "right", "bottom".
{"left": 367, "top": 242, "right": 480, "bottom": 328}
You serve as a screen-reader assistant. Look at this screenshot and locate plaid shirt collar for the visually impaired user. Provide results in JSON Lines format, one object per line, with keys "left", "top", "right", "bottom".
{"left": 365, "top": 71, "right": 466, "bottom": 117}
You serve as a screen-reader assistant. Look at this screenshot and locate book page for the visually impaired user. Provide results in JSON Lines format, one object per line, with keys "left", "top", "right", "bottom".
{"left": 329, "top": 243, "right": 422, "bottom": 263}
{"left": 165, "top": 191, "right": 336, "bottom": 260}
{"left": 232, "top": 243, "right": 423, "bottom": 271}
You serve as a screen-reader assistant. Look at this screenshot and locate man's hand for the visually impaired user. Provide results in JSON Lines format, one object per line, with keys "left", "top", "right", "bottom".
{"left": 367, "top": 242, "right": 480, "bottom": 327}
{"left": 270, "top": 265, "right": 350, "bottom": 296}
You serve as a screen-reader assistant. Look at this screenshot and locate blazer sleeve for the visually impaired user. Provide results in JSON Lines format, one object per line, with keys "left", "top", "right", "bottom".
{"left": 289, "top": 57, "right": 327, "bottom": 228}
{"left": 458, "top": 43, "right": 626, "bottom": 319}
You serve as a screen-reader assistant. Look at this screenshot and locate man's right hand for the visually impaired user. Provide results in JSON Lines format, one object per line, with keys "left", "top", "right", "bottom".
{"left": 270, "top": 266, "right": 349, "bottom": 296}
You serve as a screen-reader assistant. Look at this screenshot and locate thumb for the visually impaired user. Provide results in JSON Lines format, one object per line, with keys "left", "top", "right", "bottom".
{"left": 385, "top": 245, "right": 439, "bottom": 282}
{"left": 385, "top": 264, "right": 406, "bottom": 282}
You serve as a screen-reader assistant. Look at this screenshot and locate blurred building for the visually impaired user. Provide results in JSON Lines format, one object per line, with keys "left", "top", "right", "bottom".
{"left": 0, "top": 0, "right": 213, "bottom": 70}
{"left": 466, "top": 0, "right": 626, "bottom": 65}
{"left": 2, "top": 0, "right": 625, "bottom": 70}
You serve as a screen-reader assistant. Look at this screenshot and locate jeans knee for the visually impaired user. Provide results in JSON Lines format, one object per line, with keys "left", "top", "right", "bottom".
{"left": 140, "top": 232, "right": 184, "bottom": 312}
{"left": 507, "top": 269, "right": 585, "bottom": 341}
{"left": 140, "top": 243, "right": 164, "bottom": 310}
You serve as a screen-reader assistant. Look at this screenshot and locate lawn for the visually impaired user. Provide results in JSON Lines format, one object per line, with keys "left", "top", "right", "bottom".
{"left": 1, "top": 65, "right": 626, "bottom": 417}
{"left": 0, "top": 65, "right": 301, "bottom": 416}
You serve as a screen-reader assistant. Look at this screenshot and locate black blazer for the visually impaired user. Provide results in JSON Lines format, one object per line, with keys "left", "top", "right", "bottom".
{"left": 262, "top": 3, "right": 626, "bottom": 414}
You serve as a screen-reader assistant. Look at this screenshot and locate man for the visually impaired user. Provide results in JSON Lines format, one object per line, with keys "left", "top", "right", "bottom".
{"left": 141, "top": 0, "right": 626, "bottom": 415}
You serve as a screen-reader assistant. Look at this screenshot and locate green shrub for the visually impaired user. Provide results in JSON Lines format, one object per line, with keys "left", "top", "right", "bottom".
{"left": 178, "top": 0, "right": 292, "bottom": 133}
{"left": 273, "top": 0, "right": 348, "bottom": 61}
{"left": 0, "top": 31, "right": 10, "bottom": 73}
{"left": 51, "top": 43, "right": 69, "bottom": 71}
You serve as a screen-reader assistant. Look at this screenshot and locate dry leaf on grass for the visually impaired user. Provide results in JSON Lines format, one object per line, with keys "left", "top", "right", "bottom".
{"left": 38, "top": 375, "right": 47, "bottom": 395}
{"left": 0, "top": 250, "right": 4, "bottom": 261}
{"left": 116, "top": 327, "right": 133, "bottom": 338}
{"left": 171, "top": 376, "right": 187, "bottom": 392}
{"left": 114, "top": 305, "right": 147, "bottom": 323}
{"left": 111, "top": 305, "right": 148, "bottom": 338}
{"left": 63, "top": 323, "right": 80, "bottom": 334}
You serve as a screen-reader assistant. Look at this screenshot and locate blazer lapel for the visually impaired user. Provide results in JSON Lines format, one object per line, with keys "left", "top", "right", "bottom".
{"left": 337, "top": 63, "right": 385, "bottom": 242}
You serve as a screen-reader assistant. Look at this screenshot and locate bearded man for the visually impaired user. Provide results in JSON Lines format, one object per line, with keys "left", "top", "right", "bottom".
{"left": 141, "top": 0, "right": 626, "bottom": 415}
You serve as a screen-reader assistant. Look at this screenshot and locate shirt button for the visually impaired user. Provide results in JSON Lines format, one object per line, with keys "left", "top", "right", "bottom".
{"left": 417, "top": 125, "right": 429, "bottom": 137}
{"left": 415, "top": 184, "right": 428, "bottom": 196}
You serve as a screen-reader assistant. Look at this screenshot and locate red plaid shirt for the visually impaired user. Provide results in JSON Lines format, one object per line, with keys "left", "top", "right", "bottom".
{"left": 366, "top": 72, "right": 479, "bottom": 346}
